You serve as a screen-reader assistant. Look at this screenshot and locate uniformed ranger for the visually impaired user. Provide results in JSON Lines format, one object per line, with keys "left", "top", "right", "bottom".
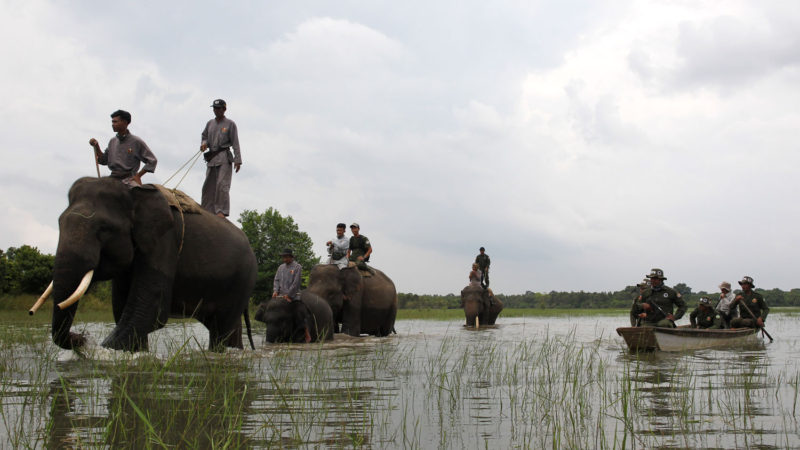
{"left": 89, "top": 110, "right": 157, "bottom": 187}
{"left": 690, "top": 297, "right": 720, "bottom": 329}
{"left": 629, "top": 278, "right": 650, "bottom": 326}
{"left": 326, "top": 223, "right": 349, "bottom": 269}
{"left": 730, "top": 276, "right": 769, "bottom": 329}
{"left": 200, "top": 99, "right": 242, "bottom": 218}
{"left": 634, "top": 268, "right": 687, "bottom": 328}
{"left": 347, "top": 223, "right": 372, "bottom": 271}
{"left": 475, "top": 247, "right": 491, "bottom": 288}
{"left": 272, "top": 249, "right": 302, "bottom": 302}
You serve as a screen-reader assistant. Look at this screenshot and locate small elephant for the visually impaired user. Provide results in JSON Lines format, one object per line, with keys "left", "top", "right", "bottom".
{"left": 34, "top": 177, "right": 257, "bottom": 352}
{"left": 257, "top": 291, "right": 334, "bottom": 343}
{"left": 307, "top": 264, "right": 397, "bottom": 337}
{"left": 461, "top": 284, "right": 503, "bottom": 327}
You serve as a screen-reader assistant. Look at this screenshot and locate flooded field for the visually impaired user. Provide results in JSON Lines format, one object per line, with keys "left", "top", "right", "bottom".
{"left": 1, "top": 312, "right": 799, "bottom": 448}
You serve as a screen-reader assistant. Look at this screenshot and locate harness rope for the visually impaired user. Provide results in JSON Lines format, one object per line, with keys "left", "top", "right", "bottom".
{"left": 162, "top": 150, "right": 204, "bottom": 190}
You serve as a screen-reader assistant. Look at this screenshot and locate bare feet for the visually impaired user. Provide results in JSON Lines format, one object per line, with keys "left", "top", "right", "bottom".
{"left": 216, "top": 212, "right": 226, "bottom": 219}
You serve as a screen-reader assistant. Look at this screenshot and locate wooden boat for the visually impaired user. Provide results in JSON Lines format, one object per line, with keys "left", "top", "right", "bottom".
{"left": 616, "top": 326, "right": 760, "bottom": 352}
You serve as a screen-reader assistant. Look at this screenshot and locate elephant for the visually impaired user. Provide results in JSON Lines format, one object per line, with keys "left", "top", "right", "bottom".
{"left": 306, "top": 264, "right": 397, "bottom": 337}
{"left": 32, "top": 177, "right": 257, "bottom": 352}
{"left": 461, "top": 284, "right": 504, "bottom": 327}
{"left": 256, "top": 291, "right": 334, "bottom": 343}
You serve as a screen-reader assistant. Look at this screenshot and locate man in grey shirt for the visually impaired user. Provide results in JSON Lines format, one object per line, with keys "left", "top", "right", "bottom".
{"left": 89, "top": 110, "right": 157, "bottom": 187}
{"left": 715, "top": 281, "right": 738, "bottom": 328}
{"left": 326, "top": 223, "right": 350, "bottom": 269}
{"left": 273, "top": 249, "right": 302, "bottom": 302}
{"left": 200, "top": 99, "right": 242, "bottom": 218}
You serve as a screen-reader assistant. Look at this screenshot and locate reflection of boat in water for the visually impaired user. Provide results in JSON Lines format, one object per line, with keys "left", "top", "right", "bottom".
{"left": 616, "top": 326, "right": 760, "bottom": 352}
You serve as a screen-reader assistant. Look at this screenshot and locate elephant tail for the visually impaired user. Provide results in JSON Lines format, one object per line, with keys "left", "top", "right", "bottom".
{"left": 243, "top": 309, "right": 255, "bottom": 350}
{"left": 392, "top": 326, "right": 397, "bottom": 335}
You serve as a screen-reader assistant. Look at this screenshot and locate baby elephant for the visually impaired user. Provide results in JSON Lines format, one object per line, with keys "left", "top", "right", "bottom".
{"left": 257, "top": 291, "right": 334, "bottom": 343}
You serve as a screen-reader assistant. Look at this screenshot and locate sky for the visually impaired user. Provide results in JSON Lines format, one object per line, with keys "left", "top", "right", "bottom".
{"left": 1, "top": 0, "right": 799, "bottom": 295}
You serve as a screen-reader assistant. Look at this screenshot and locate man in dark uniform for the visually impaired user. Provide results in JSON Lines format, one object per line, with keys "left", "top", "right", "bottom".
{"left": 200, "top": 99, "right": 242, "bottom": 218}
{"left": 475, "top": 247, "right": 491, "bottom": 288}
{"left": 629, "top": 278, "right": 650, "bottom": 326}
{"left": 634, "top": 268, "right": 687, "bottom": 328}
{"left": 89, "top": 110, "right": 157, "bottom": 187}
{"left": 347, "top": 223, "right": 372, "bottom": 271}
{"left": 730, "top": 276, "right": 769, "bottom": 329}
{"left": 690, "top": 297, "right": 721, "bottom": 329}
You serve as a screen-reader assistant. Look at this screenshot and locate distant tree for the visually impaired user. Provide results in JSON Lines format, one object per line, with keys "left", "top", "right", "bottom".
{"left": 238, "top": 208, "right": 320, "bottom": 304}
{"left": 4, "top": 245, "right": 53, "bottom": 294}
{"left": 0, "top": 249, "right": 8, "bottom": 295}
{"left": 673, "top": 283, "right": 692, "bottom": 297}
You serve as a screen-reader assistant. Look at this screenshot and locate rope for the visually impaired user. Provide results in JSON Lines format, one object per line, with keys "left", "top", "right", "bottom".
{"left": 162, "top": 150, "right": 203, "bottom": 189}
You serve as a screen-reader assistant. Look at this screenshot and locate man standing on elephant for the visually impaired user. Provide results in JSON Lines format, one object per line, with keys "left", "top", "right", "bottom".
{"left": 475, "top": 247, "right": 490, "bottom": 288}
{"left": 326, "top": 223, "right": 349, "bottom": 269}
{"left": 634, "top": 268, "right": 687, "bottom": 328}
{"left": 200, "top": 99, "right": 242, "bottom": 218}
{"left": 89, "top": 109, "right": 157, "bottom": 188}
{"left": 347, "top": 223, "right": 372, "bottom": 271}
{"left": 273, "top": 249, "right": 302, "bottom": 302}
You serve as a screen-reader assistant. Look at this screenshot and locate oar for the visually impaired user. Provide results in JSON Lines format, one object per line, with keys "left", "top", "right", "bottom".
{"left": 736, "top": 297, "right": 773, "bottom": 342}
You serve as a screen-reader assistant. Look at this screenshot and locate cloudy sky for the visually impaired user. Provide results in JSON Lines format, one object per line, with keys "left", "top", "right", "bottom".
{"left": 1, "top": 0, "right": 799, "bottom": 295}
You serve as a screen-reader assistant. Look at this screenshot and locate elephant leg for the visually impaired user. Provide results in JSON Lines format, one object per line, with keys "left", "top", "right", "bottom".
{"left": 111, "top": 273, "right": 132, "bottom": 325}
{"left": 205, "top": 314, "right": 244, "bottom": 351}
{"left": 341, "top": 300, "right": 361, "bottom": 337}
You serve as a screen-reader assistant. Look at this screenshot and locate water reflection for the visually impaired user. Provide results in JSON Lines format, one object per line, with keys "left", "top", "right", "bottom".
{"left": 2, "top": 315, "right": 799, "bottom": 448}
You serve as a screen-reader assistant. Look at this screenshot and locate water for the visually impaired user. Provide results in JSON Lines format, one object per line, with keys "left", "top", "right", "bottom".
{"left": 1, "top": 313, "right": 799, "bottom": 448}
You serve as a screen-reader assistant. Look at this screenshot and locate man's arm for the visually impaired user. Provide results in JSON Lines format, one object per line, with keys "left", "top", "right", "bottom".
{"left": 200, "top": 121, "right": 209, "bottom": 151}
{"left": 363, "top": 244, "right": 372, "bottom": 261}
{"left": 272, "top": 267, "right": 281, "bottom": 297}
{"left": 689, "top": 308, "right": 698, "bottom": 327}
{"left": 673, "top": 293, "right": 687, "bottom": 320}
{"left": 230, "top": 121, "right": 242, "bottom": 172}
{"left": 89, "top": 139, "right": 108, "bottom": 165}
{"left": 133, "top": 139, "right": 157, "bottom": 184}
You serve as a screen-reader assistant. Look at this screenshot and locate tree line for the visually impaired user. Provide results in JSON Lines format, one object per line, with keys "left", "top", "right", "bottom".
{"left": 4, "top": 207, "right": 800, "bottom": 311}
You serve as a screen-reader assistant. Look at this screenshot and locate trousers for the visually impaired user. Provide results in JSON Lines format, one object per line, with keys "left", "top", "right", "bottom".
{"left": 202, "top": 163, "right": 232, "bottom": 216}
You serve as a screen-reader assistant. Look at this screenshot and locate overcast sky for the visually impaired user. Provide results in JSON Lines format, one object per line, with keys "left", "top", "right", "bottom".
{"left": 1, "top": 0, "right": 799, "bottom": 295}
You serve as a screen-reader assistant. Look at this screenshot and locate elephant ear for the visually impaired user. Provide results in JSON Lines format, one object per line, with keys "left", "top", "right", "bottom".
{"left": 130, "top": 186, "right": 174, "bottom": 255}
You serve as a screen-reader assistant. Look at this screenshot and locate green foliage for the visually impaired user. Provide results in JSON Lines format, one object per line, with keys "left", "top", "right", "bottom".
{"left": 0, "top": 245, "right": 54, "bottom": 295}
{"left": 238, "top": 208, "right": 320, "bottom": 303}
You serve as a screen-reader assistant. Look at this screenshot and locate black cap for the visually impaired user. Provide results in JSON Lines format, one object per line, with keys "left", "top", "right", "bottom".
{"left": 479, "top": 247, "right": 485, "bottom": 251}
{"left": 336, "top": 223, "right": 346, "bottom": 228}
{"left": 279, "top": 248, "right": 294, "bottom": 257}
{"left": 211, "top": 99, "right": 226, "bottom": 108}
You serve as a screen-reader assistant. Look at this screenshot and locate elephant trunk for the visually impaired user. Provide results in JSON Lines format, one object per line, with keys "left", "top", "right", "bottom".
{"left": 51, "top": 250, "right": 98, "bottom": 349}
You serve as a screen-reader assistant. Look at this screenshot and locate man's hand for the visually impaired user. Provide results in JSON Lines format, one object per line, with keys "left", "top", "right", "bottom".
{"left": 89, "top": 138, "right": 99, "bottom": 148}
{"left": 357, "top": 256, "right": 364, "bottom": 262}
{"left": 272, "top": 292, "right": 278, "bottom": 298}
{"left": 637, "top": 312, "right": 647, "bottom": 319}
{"left": 757, "top": 317, "right": 764, "bottom": 327}
{"left": 284, "top": 295, "right": 291, "bottom": 302}
{"left": 735, "top": 295, "right": 743, "bottom": 301}
{"left": 641, "top": 303, "right": 652, "bottom": 311}
{"left": 235, "top": 163, "right": 241, "bottom": 173}
{"left": 666, "top": 314, "right": 675, "bottom": 321}
{"left": 200, "top": 142, "right": 208, "bottom": 151}
{"left": 131, "top": 173, "right": 143, "bottom": 186}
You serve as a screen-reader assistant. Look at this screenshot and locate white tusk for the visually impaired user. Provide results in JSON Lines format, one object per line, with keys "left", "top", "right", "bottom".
{"left": 475, "top": 316, "right": 479, "bottom": 329}
{"left": 57, "top": 270, "right": 94, "bottom": 310}
{"left": 29, "top": 281, "right": 54, "bottom": 315}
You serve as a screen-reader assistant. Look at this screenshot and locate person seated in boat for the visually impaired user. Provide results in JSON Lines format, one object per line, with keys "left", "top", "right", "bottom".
{"left": 729, "top": 276, "right": 769, "bottom": 329}
{"left": 689, "top": 297, "right": 721, "bottom": 329}
{"left": 634, "top": 268, "right": 687, "bottom": 328}
{"left": 715, "top": 281, "right": 738, "bottom": 328}
{"left": 630, "top": 278, "right": 650, "bottom": 326}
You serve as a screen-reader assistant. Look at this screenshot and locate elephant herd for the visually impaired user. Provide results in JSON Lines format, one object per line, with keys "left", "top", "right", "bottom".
{"left": 30, "top": 178, "right": 501, "bottom": 353}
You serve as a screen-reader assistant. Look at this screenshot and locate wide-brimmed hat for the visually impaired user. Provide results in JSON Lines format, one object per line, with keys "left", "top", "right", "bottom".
{"left": 279, "top": 248, "right": 294, "bottom": 257}
{"left": 637, "top": 278, "right": 651, "bottom": 288}
{"left": 646, "top": 268, "right": 667, "bottom": 280}
{"left": 738, "top": 276, "right": 754, "bottom": 287}
{"left": 719, "top": 281, "right": 731, "bottom": 291}
{"left": 698, "top": 296, "right": 711, "bottom": 306}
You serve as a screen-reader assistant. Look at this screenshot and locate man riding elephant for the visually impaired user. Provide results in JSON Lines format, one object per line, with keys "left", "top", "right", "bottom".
{"left": 634, "top": 268, "right": 687, "bottom": 328}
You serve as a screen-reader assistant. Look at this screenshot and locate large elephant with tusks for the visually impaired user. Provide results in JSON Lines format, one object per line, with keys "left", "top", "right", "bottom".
{"left": 307, "top": 264, "right": 397, "bottom": 337}
{"left": 31, "top": 177, "right": 257, "bottom": 352}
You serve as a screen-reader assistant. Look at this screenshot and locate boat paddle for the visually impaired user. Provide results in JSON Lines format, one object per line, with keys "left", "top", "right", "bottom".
{"left": 735, "top": 298, "right": 773, "bottom": 343}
